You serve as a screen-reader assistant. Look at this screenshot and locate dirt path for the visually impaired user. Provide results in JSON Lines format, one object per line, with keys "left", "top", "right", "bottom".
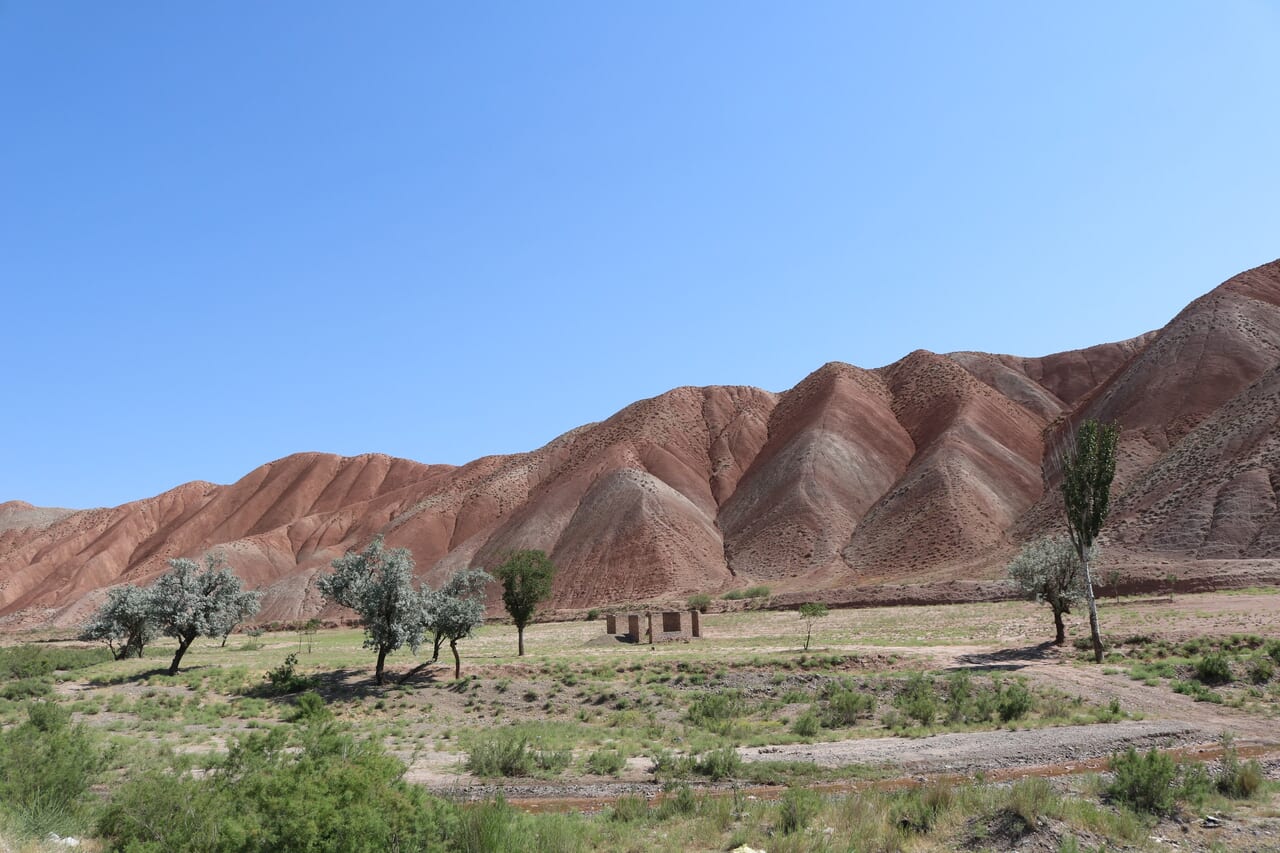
{"left": 739, "top": 720, "right": 1206, "bottom": 774}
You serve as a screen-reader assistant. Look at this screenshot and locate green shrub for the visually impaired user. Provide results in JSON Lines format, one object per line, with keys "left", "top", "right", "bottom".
{"left": 584, "top": 608, "right": 600, "bottom": 621}
{"left": 690, "top": 746, "right": 741, "bottom": 781}
{"left": 777, "top": 786, "right": 821, "bottom": 834}
{"left": 1247, "top": 655, "right": 1274, "bottom": 685}
{"left": 997, "top": 681, "right": 1034, "bottom": 723}
{"left": 287, "top": 691, "right": 332, "bottom": 724}
{"left": 687, "top": 690, "right": 745, "bottom": 730}
{"left": 1194, "top": 653, "right": 1233, "bottom": 685}
{"left": 1007, "top": 777, "right": 1058, "bottom": 830}
{"left": 823, "top": 689, "right": 875, "bottom": 727}
{"left": 531, "top": 744, "right": 571, "bottom": 775}
{"left": 1108, "top": 747, "right": 1177, "bottom": 814}
{"left": 0, "top": 702, "right": 104, "bottom": 836}
{"left": 1, "top": 677, "right": 53, "bottom": 700}
{"left": 721, "top": 586, "right": 770, "bottom": 601}
{"left": 466, "top": 732, "right": 534, "bottom": 777}
{"left": 896, "top": 673, "right": 938, "bottom": 727}
{"left": 0, "top": 645, "right": 112, "bottom": 680}
{"left": 609, "top": 795, "right": 649, "bottom": 823}
{"left": 100, "top": 722, "right": 455, "bottom": 853}
{"left": 265, "top": 653, "right": 316, "bottom": 695}
{"left": 687, "top": 594, "right": 711, "bottom": 613}
{"left": 945, "top": 670, "right": 973, "bottom": 723}
{"left": 1266, "top": 639, "right": 1280, "bottom": 665}
{"left": 893, "top": 781, "right": 953, "bottom": 833}
{"left": 1216, "top": 742, "right": 1264, "bottom": 799}
{"left": 791, "top": 710, "right": 820, "bottom": 737}
{"left": 585, "top": 748, "right": 625, "bottom": 776}
{"left": 659, "top": 784, "right": 697, "bottom": 817}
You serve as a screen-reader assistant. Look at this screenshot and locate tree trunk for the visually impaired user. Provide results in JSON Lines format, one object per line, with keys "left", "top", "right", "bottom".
{"left": 221, "top": 633, "right": 230, "bottom": 648}
{"left": 804, "top": 624, "right": 812, "bottom": 651}
{"left": 1053, "top": 608, "right": 1066, "bottom": 646}
{"left": 451, "top": 638, "right": 461, "bottom": 680}
{"left": 432, "top": 631, "right": 444, "bottom": 662}
{"left": 1081, "top": 549, "right": 1103, "bottom": 663}
{"left": 517, "top": 625, "right": 525, "bottom": 657}
{"left": 168, "top": 636, "right": 193, "bottom": 676}
{"left": 375, "top": 646, "right": 388, "bottom": 685}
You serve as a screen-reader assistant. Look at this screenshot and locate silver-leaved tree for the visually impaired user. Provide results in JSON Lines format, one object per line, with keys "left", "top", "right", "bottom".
{"left": 1008, "top": 535, "right": 1093, "bottom": 646}
{"left": 422, "top": 568, "right": 492, "bottom": 679}
{"left": 80, "top": 584, "right": 158, "bottom": 660}
{"left": 151, "top": 552, "right": 261, "bottom": 675}
{"left": 316, "top": 535, "right": 424, "bottom": 685}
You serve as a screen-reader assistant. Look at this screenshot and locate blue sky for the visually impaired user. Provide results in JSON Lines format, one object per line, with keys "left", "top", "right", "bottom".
{"left": 3, "top": 2, "right": 1279, "bottom": 509}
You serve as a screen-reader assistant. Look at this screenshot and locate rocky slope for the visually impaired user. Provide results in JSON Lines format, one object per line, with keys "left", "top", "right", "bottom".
{"left": 3, "top": 260, "right": 1279, "bottom": 627}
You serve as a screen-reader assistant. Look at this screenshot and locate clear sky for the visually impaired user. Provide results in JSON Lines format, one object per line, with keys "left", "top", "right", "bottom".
{"left": 3, "top": 2, "right": 1279, "bottom": 509}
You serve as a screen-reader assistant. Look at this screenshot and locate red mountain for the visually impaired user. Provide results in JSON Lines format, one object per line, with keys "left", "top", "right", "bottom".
{"left": 3, "top": 260, "right": 1278, "bottom": 628}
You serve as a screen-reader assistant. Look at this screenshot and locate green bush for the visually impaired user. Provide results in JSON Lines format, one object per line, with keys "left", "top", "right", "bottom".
{"left": 896, "top": 673, "right": 938, "bottom": 727}
{"left": 690, "top": 746, "right": 741, "bottom": 781}
{"left": 1266, "top": 639, "right": 1280, "bottom": 665}
{"left": 1, "top": 677, "right": 53, "bottom": 700}
{"left": 892, "top": 781, "right": 953, "bottom": 833}
{"left": 997, "top": 681, "right": 1034, "bottom": 723}
{"left": 287, "top": 691, "right": 332, "bottom": 724}
{"left": 1194, "top": 653, "right": 1233, "bottom": 685}
{"left": 658, "top": 784, "right": 697, "bottom": 817}
{"left": 0, "top": 645, "right": 113, "bottom": 680}
{"left": 687, "top": 690, "right": 745, "bottom": 730}
{"left": 1217, "top": 743, "right": 1264, "bottom": 799}
{"left": 687, "top": 594, "right": 711, "bottom": 613}
{"left": 265, "top": 653, "right": 316, "bottom": 695}
{"left": 584, "top": 748, "right": 626, "bottom": 776}
{"left": 1007, "top": 777, "right": 1058, "bottom": 830}
{"left": 0, "top": 702, "right": 104, "bottom": 837}
{"left": 823, "top": 689, "right": 875, "bottom": 727}
{"left": 584, "top": 608, "right": 600, "bottom": 621}
{"left": 791, "top": 710, "right": 820, "bottom": 737}
{"left": 1108, "top": 747, "right": 1177, "bottom": 814}
{"left": 466, "top": 732, "right": 534, "bottom": 778}
{"left": 609, "top": 795, "right": 649, "bottom": 823}
{"left": 721, "top": 586, "right": 770, "bottom": 601}
{"left": 1247, "top": 655, "right": 1274, "bottom": 685}
{"left": 777, "top": 786, "right": 821, "bottom": 834}
{"left": 99, "top": 721, "right": 455, "bottom": 852}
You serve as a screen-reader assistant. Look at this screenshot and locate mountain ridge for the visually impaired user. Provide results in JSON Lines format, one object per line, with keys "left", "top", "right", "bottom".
{"left": 4, "top": 260, "right": 1279, "bottom": 628}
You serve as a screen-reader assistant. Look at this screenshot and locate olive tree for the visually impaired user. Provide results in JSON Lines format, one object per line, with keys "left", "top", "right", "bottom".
{"left": 152, "top": 552, "right": 257, "bottom": 675}
{"left": 1059, "top": 419, "right": 1120, "bottom": 663}
{"left": 421, "top": 568, "right": 492, "bottom": 679}
{"left": 1008, "top": 535, "right": 1093, "bottom": 646}
{"left": 316, "top": 535, "right": 423, "bottom": 684}
{"left": 216, "top": 588, "right": 263, "bottom": 647}
{"left": 494, "top": 550, "right": 556, "bottom": 656}
{"left": 81, "top": 584, "right": 157, "bottom": 659}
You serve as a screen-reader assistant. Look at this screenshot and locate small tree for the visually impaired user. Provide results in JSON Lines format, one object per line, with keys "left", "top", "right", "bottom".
{"left": 316, "top": 535, "right": 423, "bottom": 684}
{"left": 422, "top": 568, "right": 492, "bottom": 679}
{"left": 1060, "top": 419, "right": 1120, "bottom": 663}
{"left": 494, "top": 550, "right": 556, "bottom": 656}
{"left": 1008, "top": 535, "right": 1091, "bottom": 646}
{"left": 81, "top": 585, "right": 157, "bottom": 659}
{"left": 216, "top": 588, "right": 263, "bottom": 647}
{"left": 151, "top": 552, "right": 256, "bottom": 675}
{"left": 798, "top": 602, "right": 828, "bottom": 651}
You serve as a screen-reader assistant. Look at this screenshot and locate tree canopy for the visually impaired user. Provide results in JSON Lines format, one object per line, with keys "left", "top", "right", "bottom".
{"left": 1059, "top": 419, "right": 1120, "bottom": 663}
{"left": 316, "top": 535, "right": 423, "bottom": 684}
{"left": 494, "top": 550, "right": 556, "bottom": 656}
{"left": 152, "top": 552, "right": 260, "bottom": 675}
{"left": 1008, "top": 535, "right": 1092, "bottom": 646}
{"left": 81, "top": 584, "right": 157, "bottom": 660}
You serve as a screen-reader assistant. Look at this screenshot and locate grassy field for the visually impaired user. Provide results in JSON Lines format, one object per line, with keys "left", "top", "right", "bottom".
{"left": 1, "top": 590, "right": 1278, "bottom": 851}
